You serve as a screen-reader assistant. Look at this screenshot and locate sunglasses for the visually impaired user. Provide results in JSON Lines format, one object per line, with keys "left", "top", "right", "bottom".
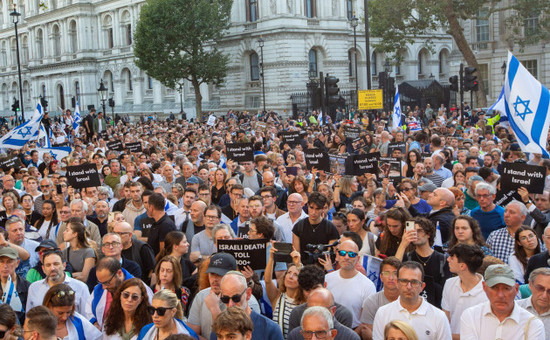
{"left": 220, "top": 289, "right": 247, "bottom": 304}
{"left": 147, "top": 306, "right": 173, "bottom": 316}
{"left": 337, "top": 250, "right": 358, "bottom": 258}
{"left": 121, "top": 291, "right": 141, "bottom": 302}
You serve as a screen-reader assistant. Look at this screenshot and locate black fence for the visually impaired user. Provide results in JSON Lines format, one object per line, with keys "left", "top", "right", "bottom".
{"left": 290, "top": 90, "right": 358, "bottom": 119}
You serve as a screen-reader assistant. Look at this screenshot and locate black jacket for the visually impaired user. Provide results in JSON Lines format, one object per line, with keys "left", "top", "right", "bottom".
{"left": 0, "top": 275, "right": 30, "bottom": 324}
{"left": 409, "top": 205, "right": 456, "bottom": 243}
{"left": 86, "top": 257, "right": 142, "bottom": 292}
{"left": 524, "top": 251, "right": 550, "bottom": 283}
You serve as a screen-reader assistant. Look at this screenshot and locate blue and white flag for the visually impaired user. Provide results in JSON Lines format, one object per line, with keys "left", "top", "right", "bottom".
{"left": 489, "top": 86, "right": 508, "bottom": 127}
{"left": 72, "top": 102, "right": 81, "bottom": 131}
{"left": 318, "top": 111, "right": 323, "bottom": 126}
{"left": 392, "top": 85, "right": 401, "bottom": 131}
{"left": 504, "top": 51, "right": 550, "bottom": 157}
{"left": 38, "top": 124, "right": 51, "bottom": 148}
{"left": 361, "top": 254, "right": 383, "bottom": 291}
{"left": 0, "top": 103, "right": 43, "bottom": 150}
{"left": 36, "top": 146, "right": 72, "bottom": 161}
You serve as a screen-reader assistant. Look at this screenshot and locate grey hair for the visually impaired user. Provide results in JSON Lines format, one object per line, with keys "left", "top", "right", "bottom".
{"left": 529, "top": 267, "right": 550, "bottom": 283}
{"left": 474, "top": 182, "right": 496, "bottom": 195}
{"left": 467, "top": 176, "right": 483, "bottom": 187}
{"left": 69, "top": 198, "right": 88, "bottom": 212}
{"left": 5, "top": 216, "right": 25, "bottom": 231}
{"left": 221, "top": 270, "right": 247, "bottom": 290}
{"left": 300, "top": 306, "right": 334, "bottom": 329}
{"left": 211, "top": 224, "right": 236, "bottom": 242}
{"left": 182, "top": 162, "right": 194, "bottom": 169}
{"left": 40, "top": 177, "right": 54, "bottom": 187}
{"left": 506, "top": 200, "right": 528, "bottom": 217}
{"left": 102, "top": 232, "right": 121, "bottom": 244}
{"left": 97, "top": 186, "right": 109, "bottom": 195}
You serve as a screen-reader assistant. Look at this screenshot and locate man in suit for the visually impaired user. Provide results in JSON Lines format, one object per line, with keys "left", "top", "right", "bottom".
{"left": 519, "top": 187, "right": 550, "bottom": 239}
{"left": 93, "top": 111, "right": 107, "bottom": 135}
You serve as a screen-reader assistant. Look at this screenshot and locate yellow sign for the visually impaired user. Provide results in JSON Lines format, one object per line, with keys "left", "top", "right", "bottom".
{"left": 358, "top": 90, "right": 383, "bottom": 110}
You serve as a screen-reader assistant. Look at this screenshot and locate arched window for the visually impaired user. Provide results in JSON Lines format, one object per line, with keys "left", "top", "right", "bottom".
{"left": 147, "top": 76, "right": 153, "bottom": 90}
{"left": 1, "top": 41, "right": 7, "bottom": 67}
{"left": 36, "top": 28, "right": 44, "bottom": 59}
{"left": 103, "top": 16, "right": 114, "bottom": 49}
{"left": 246, "top": 0, "right": 258, "bottom": 22}
{"left": 103, "top": 70, "right": 113, "bottom": 94}
{"left": 439, "top": 49, "right": 449, "bottom": 75}
{"left": 52, "top": 24, "right": 61, "bottom": 57}
{"left": 308, "top": 49, "right": 318, "bottom": 76}
{"left": 250, "top": 52, "right": 259, "bottom": 81}
{"left": 22, "top": 36, "right": 28, "bottom": 63}
{"left": 121, "top": 11, "right": 132, "bottom": 45}
{"left": 122, "top": 68, "right": 132, "bottom": 92}
{"left": 69, "top": 20, "right": 77, "bottom": 53}
{"left": 418, "top": 49, "right": 429, "bottom": 75}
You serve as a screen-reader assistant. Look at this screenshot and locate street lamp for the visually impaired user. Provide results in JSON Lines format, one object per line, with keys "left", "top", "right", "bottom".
{"left": 364, "top": 0, "right": 372, "bottom": 90}
{"left": 350, "top": 15, "right": 359, "bottom": 109}
{"left": 97, "top": 79, "right": 109, "bottom": 123}
{"left": 257, "top": 37, "right": 266, "bottom": 114}
{"left": 10, "top": 4, "right": 24, "bottom": 122}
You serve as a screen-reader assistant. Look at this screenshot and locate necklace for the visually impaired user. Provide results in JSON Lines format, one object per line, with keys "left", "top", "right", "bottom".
{"left": 414, "top": 251, "right": 433, "bottom": 267}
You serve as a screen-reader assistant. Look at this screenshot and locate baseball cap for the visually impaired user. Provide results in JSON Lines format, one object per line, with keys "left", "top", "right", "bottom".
{"left": 206, "top": 252, "right": 237, "bottom": 276}
{"left": 484, "top": 264, "right": 515, "bottom": 287}
{"left": 0, "top": 247, "right": 18, "bottom": 260}
{"left": 418, "top": 183, "right": 437, "bottom": 192}
{"left": 36, "top": 239, "right": 58, "bottom": 252}
{"left": 186, "top": 176, "right": 200, "bottom": 185}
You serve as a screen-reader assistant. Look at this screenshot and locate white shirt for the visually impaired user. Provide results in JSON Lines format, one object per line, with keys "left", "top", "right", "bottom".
{"left": 441, "top": 275, "right": 488, "bottom": 334}
{"left": 275, "top": 211, "right": 308, "bottom": 244}
{"left": 517, "top": 296, "right": 550, "bottom": 340}
{"left": 460, "top": 301, "right": 545, "bottom": 340}
{"left": 325, "top": 270, "right": 376, "bottom": 328}
{"left": 63, "top": 312, "right": 102, "bottom": 340}
{"left": 373, "top": 297, "right": 452, "bottom": 340}
{"left": 27, "top": 274, "right": 91, "bottom": 315}
{"left": 508, "top": 253, "right": 527, "bottom": 284}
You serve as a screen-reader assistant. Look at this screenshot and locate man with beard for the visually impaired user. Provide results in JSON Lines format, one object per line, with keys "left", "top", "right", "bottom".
{"left": 26, "top": 250, "right": 90, "bottom": 315}
{"left": 89, "top": 200, "right": 110, "bottom": 237}
{"left": 122, "top": 182, "right": 146, "bottom": 228}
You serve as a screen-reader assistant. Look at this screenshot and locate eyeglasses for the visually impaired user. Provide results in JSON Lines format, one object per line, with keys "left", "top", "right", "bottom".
{"left": 401, "top": 187, "right": 414, "bottom": 192}
{"left": 300, "top": 330, "right": 333, "bottom": 339}
{"left": 102, "top": 241, "right": 121, "bottom": 248}
{"left": 519, "top": 234, "right": 536, "bottom": 242}
{"left": 60, "top": 210, "right": 70, "bottom": 214}
{"left": 397, "top": 278, "right": 422, "bottom": 288}
{"left": 261, "top": 195, "right": 273, "bottom": 199}
{"left": 40, "top": 185, "right": 51, "bottom": 188}
{"left": 476, "top": 194, "right": 492, "bottom": 199}
{"left": 337, "top": 250, "right": 358, "bottom": 258}
{"left": 99, "top": 272, "right": 117, "bottom": 286}
{"left": 205, "top": 215, "right": 219, "bottom": 220}
{"left": 381, "top": 271, "right": 398, "bottom": 278}
{"left": 220, "top": 288, "right": 247, "bottom": 304}
{"left": 147, "top": 306, "right": 173, "bottom": 316}
{"left": 121, "top": 291, "right": 142, "bottom": 301}
{"left": 533, "top": 284, "right": 550, "bottom": 295}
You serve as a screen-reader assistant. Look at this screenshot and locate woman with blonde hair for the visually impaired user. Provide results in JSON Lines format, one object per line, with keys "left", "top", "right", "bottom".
{"left": 384, "top": 320, "right": 419, "bottom": 340}
{"left": 333, "top": 175, "right": 358, "bottom": 210}
{"left": 137, "top": 289, "right": 198, "bottom": 340}
{"left": 211, "top": 168, "right": 227, "bottom": 205}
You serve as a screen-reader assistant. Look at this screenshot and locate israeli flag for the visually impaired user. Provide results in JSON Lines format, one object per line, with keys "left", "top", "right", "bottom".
{"left": 361, "top": 254, "right": 383, "bottom": 291}
{"left": 72, "top": 102, "right": 81, "bottom": 131}
{"left": 0, "top": 103, "right": 43, "bottom": 150}
{"left": 36, "top": 146, "right": 72, "bottom": 161}
{"left": 38, "top": 124, "right": 51, "bottom": 148}
{"left": 318, "top": 111, "right": 323, "bottom": 126}
{"left": 504, "top": 51, "right": 550, "bottom": 157}
{"left": 434, "top": 221, "right": 443, "bottom": 248}
{"left": 489, "top": 86, "right": 508, "bottom": 127}
{"left": 392, "top": 85, "right": 401, "bottom": 131}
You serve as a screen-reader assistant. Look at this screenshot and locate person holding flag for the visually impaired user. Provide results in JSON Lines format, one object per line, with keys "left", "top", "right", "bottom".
{"left": 0, "top": 102, "right": 44, "bottom": 150}
{"left": 392, "top": 84, "right": 405, "bottom": 131}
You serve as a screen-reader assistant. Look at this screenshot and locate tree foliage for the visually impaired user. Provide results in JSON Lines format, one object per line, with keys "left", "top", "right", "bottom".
{"left": 134, "top": 0, "right": 233, "bottom": 120}
{"left": 369, "top": 0, "right": 550, "bottom": 107}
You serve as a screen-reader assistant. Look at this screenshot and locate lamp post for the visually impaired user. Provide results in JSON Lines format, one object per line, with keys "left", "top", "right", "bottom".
{"left": 257, "top": 37, "right": 266, "bottom": 114}
{"left": 10, "top": 4, "right": 24, "bottom": 122}
{"left": 364, "top": 0, "right": 372, "bottom": 90}
{"left": 350, "top": 15, "right": 359, "bottom": 109}
{"left": 97, "top": 79, "right": 109, "bottom": 123}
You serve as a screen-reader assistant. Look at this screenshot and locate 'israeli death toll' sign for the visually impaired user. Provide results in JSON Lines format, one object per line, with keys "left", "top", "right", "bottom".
{"left": 66, "top": 163, "right": 101, "bottom": 189}
{"left": 217, "top": 238, "right": 267, "bottom": 270}
{"left": 305, "top": 149, "right": 330, "bottom": 172}
{"left": 501, "top": 162, "right": 545, "bottom": 194}
{"left": 226, "top": 143, "right": 254, "bottom": 162}
{"left": 346, "top": 152, "right": 380, "bottom": 176}
{"left": 107, "top": 140, "right": 124, "bottom": 151}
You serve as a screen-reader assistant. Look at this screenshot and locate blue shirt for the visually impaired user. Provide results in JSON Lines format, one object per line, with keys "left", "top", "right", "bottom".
{"left": 386, "top": 199, "right": 432, "bottom": 214}
{"left": 470, "top": 205, "right": 506, "bottom": 239}
{"left": 210, "top": 310, "right": 283, "bottom": 340}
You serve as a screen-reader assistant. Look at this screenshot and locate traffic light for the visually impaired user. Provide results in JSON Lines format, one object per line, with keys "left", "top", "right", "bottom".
{"left": 108, "top": 98, "right": 115, "bottom": 108}
{"left": 71, "top": 96, "right": 76, "bottom": 108}
{"left": 11, "top": 99, "right": 19, "bottom": 112}
{"left": 40, "top": 96, "right": 48, "bottom": 109}
{"left": 449, "top": 75, "right": 459, "bottom": 92}
{"left": 464, "top": 67, "right": 478, "bottom": 91}
{"left": 325, "top": 76, "right": 340, "bottom": 105}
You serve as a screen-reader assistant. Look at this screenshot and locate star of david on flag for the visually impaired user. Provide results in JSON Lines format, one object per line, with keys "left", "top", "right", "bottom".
{"left": 392, "top": 84, "right": 401, "bottom": 131}
{"left": 36, "top": 146, "right": 72, "bottom": 161}
{"left": 0, "top": 102, "right": 44, "bottom": 150}
{"left": 504, "top": 51, "right": 550, "bottom": 157}
{"left": 73, "top": 102, "right": 81, "bottom": 131}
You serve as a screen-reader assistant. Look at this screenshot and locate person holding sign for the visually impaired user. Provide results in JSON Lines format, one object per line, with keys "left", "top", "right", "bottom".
{"left": 264, "top": 243, "right": 305, "bottom": 338}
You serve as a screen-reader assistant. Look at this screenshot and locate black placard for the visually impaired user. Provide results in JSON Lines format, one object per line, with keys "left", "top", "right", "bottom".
{"left": 107, "top": 140, "right": 123, "bottom": 152}
{"left": 273, "top": 242, "right": 293, "bottom": 263}
{"left": 329, "top": 155, "right": 348, "bottom": 175}
{"left": 352, "top": 137, "right": 368, "bottom": 152}
{"left": 344, "top": 126, "right": 362, "bottom": 139}
{"left": 281, "top": 131, "right": 301, "bottom": 145}
{"left": 0, "top": 156, "right": 23, "bottom": 172}
{"left": 66, "top": 163, "right": 101, "bottom": 189}
{"left": 226, "top": 143, "right": 254, "bottom": 162}
{"left": 126, "top": 142, "right": 143, "bottom": 153}
{"left": 322, "top": 126, "right": 332, "bottom": 136}
{"left": 389, "top": 142, "right": 407, "bottom": 155}
{"left": 378, "top": 157, "right": 402, "bottom": 182}
{"left": 99, "top": 131, "right": 109, "bottom": 140}
{"left": 500, "top": 162, "right": 545, "bottom": 194}
{"left": 345, "top": 152, "right": 380, "bottom": 176}
{"left": 304, "top": 149, "right": 330, "bottom": 172}
{"left": 217, "top": 238, "right": 268, "bottom": 271}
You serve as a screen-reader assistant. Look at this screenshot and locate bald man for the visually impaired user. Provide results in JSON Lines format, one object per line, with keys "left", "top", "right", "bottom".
{"left": 159, "top": 164, "right": 176, "bottom": 192}
{"left": 287, "top": 288, "right": 359, "bottom": 340}
{"left": 399, "top": 187, "right": 456, "bottom": 244}
{"left": 114, "top": 221, "right": 155, "bottom": 285}
{"left": 257, "top": 171, "right": 288, "bottom": 210}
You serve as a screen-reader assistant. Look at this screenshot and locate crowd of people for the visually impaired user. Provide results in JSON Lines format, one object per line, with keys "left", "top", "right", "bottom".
{"left": 0, "top": 104, "right": 549, "bottom": 340}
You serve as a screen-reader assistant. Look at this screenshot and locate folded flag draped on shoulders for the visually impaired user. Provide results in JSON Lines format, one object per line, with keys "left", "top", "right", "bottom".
{"left": 504, "top": 51, "right": 550, "bottom": 157}
{"left": 36, "top": 146, "right": 72, "bottom": 161}
{"left": 0, "top": 103, "right": 43, "bottom": 150}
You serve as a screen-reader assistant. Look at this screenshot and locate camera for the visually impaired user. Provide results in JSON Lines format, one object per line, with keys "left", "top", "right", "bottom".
{"left": 304, "top": 240, "right": 339, "bottom": 265}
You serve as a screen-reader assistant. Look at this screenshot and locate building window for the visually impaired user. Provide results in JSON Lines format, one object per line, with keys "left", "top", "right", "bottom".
{"left": 305, "top": 0, "right": 316, "bottom": 18}
{"left": 126, "top": 24, "right": 132, "bottom": 45}
{"left": 524, "top": 15, "right": 539, "bottom": 36}
{"left": 250, "top": 52, "right": 259, "bottom": 81}
{"left": 478, "top": 63, "right": 489, "bottom": 96}
{"left": 147, "top": 76, "right": 153, "bottom": 90}
{"left": 371, "top": 52, "right": 377, "bottom": 75}
{"left": 348, "top": 50, "right": 353, "bottom": 76}
{"left": 439, "top": 49, "right": 449, "bottom": 74}
{"left": 417, "top": 51, "right": 423, "bottom": 74}
{"left": 52, "top": 25, "right": 61, "bottom": 56}
{"left": 395, "top": 63, "right": 400, "bottom": 76}
{"left": 308, "top": 49, "right": 318, "bottom": 76}
{"left": 346, "top": 0, "right": 353, "bottom": 20}
{"left": 75, "top": 81, "right": 80, "bottom": 103}
{"left": 108, "top": 28, "right": 114, "bottom": 48}
{"left": 247, "top": 0, "right": 258, "bottom": 22}
{"left": 476, "top": 9, "right": 489, "bottom": 43}
{"left": 522, "top": 60, "right": 538, "bottom": 79}
{"left": 36, "top": 29, "right": 44, "bottom": 59}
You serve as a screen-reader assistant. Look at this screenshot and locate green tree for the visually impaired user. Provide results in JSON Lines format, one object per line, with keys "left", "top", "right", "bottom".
{"left": 134, "top": 0, "right": 233, "bottom": 120}
{"left": 369, "top": 0, "right": 550, "bottom": 107}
